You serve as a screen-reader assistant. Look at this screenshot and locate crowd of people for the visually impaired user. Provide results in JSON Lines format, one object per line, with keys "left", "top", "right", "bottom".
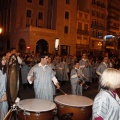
{"left": 0, "top": 48, "right": 120, "bottom": 119}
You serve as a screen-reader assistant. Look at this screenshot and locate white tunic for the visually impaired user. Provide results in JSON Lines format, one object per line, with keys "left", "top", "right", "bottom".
{"left": 0, "top": 70, "right": 8, "bottom": 120}
{"left": 92, "top": 89, "right": 120, "bottom": 120}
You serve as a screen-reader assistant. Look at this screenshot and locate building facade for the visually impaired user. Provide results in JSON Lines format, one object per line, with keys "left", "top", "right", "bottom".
{"left": 76, "top": 10, "right": 90, "bottom": 56}
{"left": 0, "top": 0, "right": 120, "bottom": 56}
{"left": 0, "top": 0, "right": 77, "bottom": 55}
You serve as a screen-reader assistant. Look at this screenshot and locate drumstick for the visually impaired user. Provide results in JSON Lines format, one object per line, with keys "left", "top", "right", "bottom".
{"left": 3, "top": 109, "right": 12, "bottom": 120}
{"left": 59, "top": 88, "right": 67, "bottom": 95}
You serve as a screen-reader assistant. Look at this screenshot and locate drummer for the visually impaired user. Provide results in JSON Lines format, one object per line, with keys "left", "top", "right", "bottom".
{"left": 92, "top": 68, "right": 120, "bottom": 120}
{"left": 70, "top": 61, "right": 87, "bottom": 95}
{"left": 27, "top": 53, "right": 60, "bottom": 101}
{"left": 0, "top": 57, "right": 8, "bottom": 120}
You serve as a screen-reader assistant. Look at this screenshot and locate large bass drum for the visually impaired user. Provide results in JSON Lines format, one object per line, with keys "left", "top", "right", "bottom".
{"left": 17, "top": 99, "right": 56, "bottom": 120}
{"left": 6, "top": 54, "right": 19, "bottom": 105}
{"left": 55, "top": 95, "right": 93, "bottom": 120}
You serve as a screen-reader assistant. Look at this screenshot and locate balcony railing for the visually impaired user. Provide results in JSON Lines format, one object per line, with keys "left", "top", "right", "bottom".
{"left": 91, "top": 25, "right": 105, "bottom": 30}
{"left": 77, "top": 29, "right": 89, "bottom": 35}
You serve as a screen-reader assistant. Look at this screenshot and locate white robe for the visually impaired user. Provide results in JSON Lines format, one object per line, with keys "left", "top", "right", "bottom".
{"left": 0, "top": 70, "right": 8, "bottom": 120}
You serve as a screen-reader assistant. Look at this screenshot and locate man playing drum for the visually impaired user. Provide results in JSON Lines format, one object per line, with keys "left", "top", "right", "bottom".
{"left": 27, "top": 53, "right": 60, "bottom": 101}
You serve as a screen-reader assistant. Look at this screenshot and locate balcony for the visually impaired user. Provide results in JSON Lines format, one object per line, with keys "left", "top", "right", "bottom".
{"left": 91, "top": 25, "right": 105, "bottom": 30}
{"left": 77, "top": 29, "right": 89, "bottom": 36}
{"left": 108, "top": 16, "right": 119, "bottom": 20}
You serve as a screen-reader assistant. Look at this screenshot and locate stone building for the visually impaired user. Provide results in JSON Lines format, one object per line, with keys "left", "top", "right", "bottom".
{"left": 0, "top": 0, "right": 77, "bottom": 55}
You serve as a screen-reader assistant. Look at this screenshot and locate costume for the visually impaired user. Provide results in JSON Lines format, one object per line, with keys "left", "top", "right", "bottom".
{"left": 28, "top": 63, "right": 57, "bottom": 101}
{"left": 21, "top": 62, "right": 30, "bottom": 84}
{"left": 92, "top": 89, "right": 120, "bottom": 120}
{"left": 56, "top": 61, "right": 69, "bottom": 82}
{"left": 96, "top": 62, "right": 108, "bottom": 76}
{"left": 96, "top": 62, "right": 109, "bottom": 90}
{"left": 0, "top": 70, "right": 8, "bottom": 120}
{"left": 48, "top": 63, "right": 56, "bottom": 96}
{"left": 79, "top": 59, "right": 91, "bottom": 82}
{"left": 70, "top": 68, "right": 83, "bottom": 95}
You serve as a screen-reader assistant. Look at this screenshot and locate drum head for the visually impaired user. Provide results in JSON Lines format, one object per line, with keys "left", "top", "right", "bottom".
{"left": 55, "top": 95, "right": 93, "bottom": 107}
{"left": 7, "top": 54, "right": 19, "bottom": 105}
{"left": 17, "top": 99, "right": 56, "bottom": 112}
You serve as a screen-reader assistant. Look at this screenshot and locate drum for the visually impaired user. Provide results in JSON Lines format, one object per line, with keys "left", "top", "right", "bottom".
{"left": 55, "top": 95, "right": 93, "bottom": 120}
{"left": 17, "top": 99, "right": 56, "bottom": 120}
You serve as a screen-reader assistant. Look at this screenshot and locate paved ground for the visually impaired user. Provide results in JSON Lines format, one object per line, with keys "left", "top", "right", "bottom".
{"left": 19, "top": 81, "right": 99, "bottom": 100}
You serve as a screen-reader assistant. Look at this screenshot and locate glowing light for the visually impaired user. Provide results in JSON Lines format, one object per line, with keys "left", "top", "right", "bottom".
{"left": 103, "top": 35, "right": 115, "bottom": 41}
{"left": 27, "top": 46, "right": 30, "bottom": 49}
{"left": 55, "top": 38, "right": 59, "bottom": 50}
{"left": 0, "top": 28, "right": 2, "bottom": 34}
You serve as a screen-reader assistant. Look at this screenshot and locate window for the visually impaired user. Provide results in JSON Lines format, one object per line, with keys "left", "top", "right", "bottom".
{"left": 65, "top": 11, "right": 69, "bottom": 19}
{"left": 92, "top": 10, "right": 95, "bottom": 16}
{"left": 84, "top": 24, "right": 88, "bottom": 31}
{"left": 39, "top": 0, "right": 44, "bottom": 5}
{"left": 66, "top": 0, "right": 70, "bottom": 4}
{"left": 84, "top": 14, "right": 88, "bottom": 19}
{"left": 38, "top": 12, "right": 43, "bottom": 19}
{"left": 27, "top": 0, "right": 32, "bottom": 3}
{"left": 78, "top": 22, "right": 82, "bottom": 30}
{"left": 92, "top": 41, "right": 94, "bottom": 47}
{"left": 92, "top": 31, "right": 95, "bottom": 37}
{"left": 26, "top": 9, "right": 32, "bottom": 17}
{"left": 64, "top": 26, "right": 69, "bottom": 34}
{"left": 79, "top": 12, "right": 82, "bottom": 17}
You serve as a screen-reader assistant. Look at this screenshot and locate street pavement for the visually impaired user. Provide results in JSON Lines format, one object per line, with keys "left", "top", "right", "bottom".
{"left": 19, "top": 81, "right": 99, "bottom": 100}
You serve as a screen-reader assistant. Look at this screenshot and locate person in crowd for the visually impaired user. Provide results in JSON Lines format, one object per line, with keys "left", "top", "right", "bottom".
{"left": 47, "top": 56, "right": 56, "bottom": 96}
{"left": 0, "top": 57, "right": 8, "bottom": 120}
{"left": 57, "top": 57, "right": 69, "bottom": 86}
{"left": 93, "top": 58, "right": 101, "bottom": 82}
{"left": 96, "top": 56, "right": 109, "bottom": 76}
{"left": 92, "top": 68, "right": 120, "bottom": 120}
{"left": 96, "top": 56, "right": 109, "bottom": 90}
{"left": 27, "top": 53, "right": 60, "bottom": 101}
{"left": 10, "top": 48, "right": 22, "bottom": 64}
{"left": 79, "top": 53, "right": 92, "bottom": 84}
{"left": 21, "top": 60, "right": 30, "bottom": 90}
{"left": 70, "top": 61, "right": 88, "bottom": 95}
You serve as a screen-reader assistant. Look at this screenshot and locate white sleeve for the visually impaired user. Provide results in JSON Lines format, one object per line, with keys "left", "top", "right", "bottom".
{"left": 52, "top": 76, "right": 58, "bottom": 85}
{"left": 71, "top": 74, "right": 77, "bottom": 78}
{"left": 17, "top": 56, "right": 22, "bottom": 64}
{"left": 27, "top": 76, "right": 33, "bottom": 84}
{"left": 79, "top": 65, "right": 85, "bottom": 68}
{"left": 96, "top": 71, "right": 102, "bottom": 76}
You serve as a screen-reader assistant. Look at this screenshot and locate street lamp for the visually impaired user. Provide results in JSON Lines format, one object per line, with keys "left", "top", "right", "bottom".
{"left": 0, "top": 28, "right": 2, "bottom": 34}
{"left": 0, "top": 28, "right": 3, "bottom": 52}
{"left": 55, "top": 38, "right": 59, "bottom": 55}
